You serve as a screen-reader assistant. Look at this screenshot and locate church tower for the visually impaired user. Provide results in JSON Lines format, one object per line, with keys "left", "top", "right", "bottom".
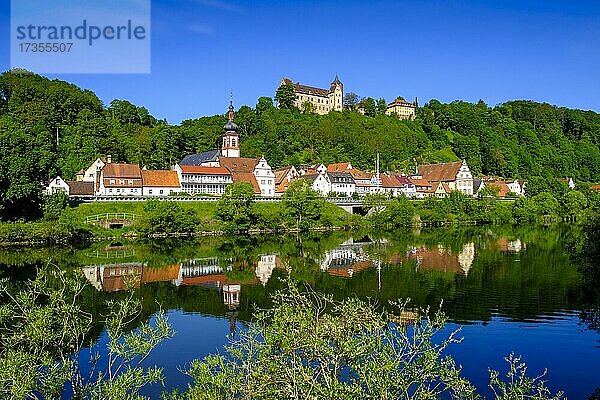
{"left": 221, "top": 101, "right": 240, "bottom": 158}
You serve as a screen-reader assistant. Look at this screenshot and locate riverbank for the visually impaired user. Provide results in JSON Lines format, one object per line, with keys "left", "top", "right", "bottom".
{"left": 0, "top": 192, "right": 596, "bottom": 247}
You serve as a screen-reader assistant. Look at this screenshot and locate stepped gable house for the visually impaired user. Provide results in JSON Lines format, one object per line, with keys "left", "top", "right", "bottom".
{"left": 417, "top": 160, "right": 473, "bottom": 196}
{"left": 280, "top": 75, "right": 343, "bottom": 115}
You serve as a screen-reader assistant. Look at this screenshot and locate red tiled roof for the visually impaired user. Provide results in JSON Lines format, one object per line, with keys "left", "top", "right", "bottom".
{"left": 66, "top": 181, "right": 94, "bottom": 195}
{"left": 180, "top": 165, "right": 231, "bottom": 175}
{"left": 102, "top": 163, "right": 142, "bottom": 179}
{"left": 411, "top": 177, "right": 431, "bottom": 188}
{"left": 220, "top": 157, "right": 259, "bottom": 173}
{"left": 231, "top": 172, "right": 261, "bottom": 193}
{"left": 282, "top": 78, "right": 330, "bottom": 97}
{"left": 486, "top": 181, "right": 512, "bottom": 197}
{"left": 418, "top": 162, "right": 463, "bottom": 183}
{"left": 380, "top": 174, "right": 402, "bottom": 188}
{"left": 141, "top": 170, "right": 180, "bottom": 187}
{"left": 348, "top": 169, "right": 372, "bottom": 180}
{"left": 327, "top": 162, "right": 351, "bottom": 172}
{"left": 181, "top": 274, "right": 227, "bottom": 286}
{"left": 387, "top": 98, "right": 416, "bottom": 108}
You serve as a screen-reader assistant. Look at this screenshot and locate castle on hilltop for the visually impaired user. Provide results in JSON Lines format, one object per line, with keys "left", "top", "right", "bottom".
{"left": 280, "top": 75, "right": 343, "bottom": 115}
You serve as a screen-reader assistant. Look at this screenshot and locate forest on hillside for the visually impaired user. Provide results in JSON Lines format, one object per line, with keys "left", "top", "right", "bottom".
{"left": 1, "top": 69, "right": 600, "bottom": 220}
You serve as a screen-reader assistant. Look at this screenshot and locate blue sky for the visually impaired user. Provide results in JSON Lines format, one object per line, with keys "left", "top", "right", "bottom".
{"left": 1, "top": 0, "right": 599, "bottom": 123}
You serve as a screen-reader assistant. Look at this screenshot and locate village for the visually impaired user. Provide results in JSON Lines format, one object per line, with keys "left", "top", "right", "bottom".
{"left": 45, "top": 100, "right": 551, "bottom": 202}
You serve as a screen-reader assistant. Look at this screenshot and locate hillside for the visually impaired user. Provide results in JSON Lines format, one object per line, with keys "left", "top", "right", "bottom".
{"left": 1, "top": 69, "right": 600, "bottom": 219}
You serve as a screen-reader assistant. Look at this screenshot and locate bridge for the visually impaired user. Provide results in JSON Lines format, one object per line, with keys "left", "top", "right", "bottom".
{"left": 84, "top": 213, "right": 139, "bottom": 228}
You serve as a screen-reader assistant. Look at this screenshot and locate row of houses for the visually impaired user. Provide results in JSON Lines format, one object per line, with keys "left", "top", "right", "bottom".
{"left": 46, "top": 102, "right": 535, "bottom": 200}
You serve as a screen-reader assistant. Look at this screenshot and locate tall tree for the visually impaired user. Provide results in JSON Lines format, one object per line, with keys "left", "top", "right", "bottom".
{"left": 275, "top": 83, "right": 297, "bottom": 110}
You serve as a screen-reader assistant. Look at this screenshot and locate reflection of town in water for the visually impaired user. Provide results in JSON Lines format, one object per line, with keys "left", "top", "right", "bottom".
{"left": 81, "top": 236, "right": 527, "bottom": 330}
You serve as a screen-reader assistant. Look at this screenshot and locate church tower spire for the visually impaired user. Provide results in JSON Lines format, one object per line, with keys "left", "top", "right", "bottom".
{"left": 221, "top": 100, "right": 240, "bottom": 158}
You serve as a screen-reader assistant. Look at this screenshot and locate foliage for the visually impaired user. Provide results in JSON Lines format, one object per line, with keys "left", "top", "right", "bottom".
{"left": 4, "top": 70, "right": 600, "bottom": 224}
{"left": 0, "top": 265, "right": 174, "bottom": 399}
{"left": 215, "top": 182, "right": 257, "bottom": 233}
{"left": 172, "top": 284, "right": 563, "bottom": 399}
{"left": 138, "top": 199, "right": 199, "bottom": 236}
{"left": 274, "top": 83, "right": 297, "bottom": 110}
{"left": 281, "top": 180, "right": 326, "bottom": 230}
{"left": 43, "top": 192, "right": 69, "bottom": 221}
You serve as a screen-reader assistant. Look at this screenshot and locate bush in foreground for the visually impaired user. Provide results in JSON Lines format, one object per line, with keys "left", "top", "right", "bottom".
{"left": 172, "top": 284, "right": 564, "bottom": 400}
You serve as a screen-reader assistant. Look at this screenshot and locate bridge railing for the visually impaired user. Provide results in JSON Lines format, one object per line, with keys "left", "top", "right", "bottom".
{"left": 84, "top": 213, "right": 139, "bottom": 224}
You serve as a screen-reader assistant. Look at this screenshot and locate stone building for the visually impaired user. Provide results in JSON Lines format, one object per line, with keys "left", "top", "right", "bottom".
{"left": 279, "top": 75, "right": 343, "bottom": 114}
{"left": 385, "top": 97, "right": 417, "bottom": 120}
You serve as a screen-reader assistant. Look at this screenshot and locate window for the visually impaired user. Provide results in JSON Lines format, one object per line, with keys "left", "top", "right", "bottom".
{"left": 110, "top": 179, "right": 115, "bottom": 184}
{"left": 129, "top": 180, "right": 133, "bottom": 185}
{"left": 160, "top": 190, "right": 164, "bottom": 194}
{"left": 149, "top": 190, "right": 153, "bottom": 194}
{"left": 119, "top": 179, "right": 125, "bottom": 185}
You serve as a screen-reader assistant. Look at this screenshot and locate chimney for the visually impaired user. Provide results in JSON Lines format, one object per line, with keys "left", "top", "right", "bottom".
{"left": 107, "top": 155, "right": 112, "bottom": 164}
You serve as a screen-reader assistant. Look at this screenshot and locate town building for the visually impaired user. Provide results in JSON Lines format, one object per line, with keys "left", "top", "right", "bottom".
{"left": 385, "top": 97, "right": 417, "bottom": 120}
{"left": 220, "top": 156, "right": 276, "bottom": 197}
{"left": 98, "top": 163, "right": 143, "bottom": 196}
{"left": 76, "top": 156, "right": 108, "bottom": 182}
{"left": 327, "top": 171, "right": 356, "bottom": 197}
{"left": 299, "top": 163, "right": 326, "bottom": 176}
{"left": 349, "top": 169, "right": 375, "bottom": 196}
{"left": 46, "top": 176, "right": 70, "bottom": 195}
{"left": 274, "top": 166, "right": 299, "bottom": 195}
{"left": 417, "top": 160, "right": 474, "bottom": 196}
{"left": 175, "top": 102, "right": 276, "bottom": 197}
{"left": 280, "top": 75, "right": 343, "bottom": 115}
{"left": 301, "top": 173, "right": 331, "bottom": 196}
{"left": 141, "top": 170, "right": 181, "bottom": 196}
{"left": 176, "top": 165, "right": 232, "bottom": 195}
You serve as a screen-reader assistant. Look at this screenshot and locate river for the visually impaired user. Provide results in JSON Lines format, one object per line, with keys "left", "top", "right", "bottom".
{"left": 1, "top": 225, "right": 598, "bottom": 398}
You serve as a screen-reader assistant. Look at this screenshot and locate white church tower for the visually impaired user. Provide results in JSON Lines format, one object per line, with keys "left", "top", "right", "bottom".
{"left": 221, "top": 102, "right": 240, "bottom": 158}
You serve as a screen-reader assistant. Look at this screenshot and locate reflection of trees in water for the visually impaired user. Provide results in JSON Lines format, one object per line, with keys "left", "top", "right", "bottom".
{"left": 576, "top": 217, "right": 600, "bottom": 335}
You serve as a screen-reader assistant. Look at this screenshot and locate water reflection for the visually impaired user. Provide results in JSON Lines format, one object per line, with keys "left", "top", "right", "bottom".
{"left": 0, "top": 225, "right": 598, "bottom": 399}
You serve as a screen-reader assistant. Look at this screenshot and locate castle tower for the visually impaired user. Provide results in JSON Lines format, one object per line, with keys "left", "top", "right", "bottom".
{"left": 328, "top": 74, "right": 344, "bottom": 112}
{"left": 221, "top": 102, "right": 240, "bottom": 158}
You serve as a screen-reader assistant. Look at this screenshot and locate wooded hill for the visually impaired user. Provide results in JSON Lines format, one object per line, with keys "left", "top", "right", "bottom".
{"left": 1, "top": 69, "right": 600, "bottom": 219}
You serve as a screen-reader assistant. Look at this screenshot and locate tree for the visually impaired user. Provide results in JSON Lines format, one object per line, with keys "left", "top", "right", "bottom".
{"left": 275, "top": 83, "right": 297, "bottom": 110}
{"left": 300, "top": 101, "right": 315, "bottom": 114}
{"left": 281, "top": 180, "right": 324, "bottom": 231}
{"left": 255, "top": 97, "right": 274, "bottom": 114}
{"left": 138, "top": 199, "right": 199, "bottom": 236}
{"left": 376, "top": 97, "right": 387, "bottom": 115}
{"left": 360, "top": 97, "right": 377, "bottom": 117}
{"left": 214, "top": 182, "right": 257, "bottom": 233}
{"left": 43, "top": 191, "right": 69, "bottom": 221}
{"left": 343, "top": 92, "right": 360, "bottom": 110}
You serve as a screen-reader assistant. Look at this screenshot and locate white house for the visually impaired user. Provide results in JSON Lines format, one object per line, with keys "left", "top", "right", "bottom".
{"left": 175, "top": 164, "right": 233, "bottom": 195}
{"left": 77, "top": 157, "right": 108, "bottom": 182}
{"left": 327, "top": 172, "right": 356, "bottom": 197}
{"left": 46, "top": 176, "right": 70, "bottom": 195}
{"left": 302, "top": 173, "right": 330, "bottom": 196}
{"left": 141, "top": 170, "right": 181, "bottom": 196}
{"left": 418, "top": 160, "right": 474, "bottom": 196}
{"left": 254, "top": 156, "right": 276, "bottom": 197}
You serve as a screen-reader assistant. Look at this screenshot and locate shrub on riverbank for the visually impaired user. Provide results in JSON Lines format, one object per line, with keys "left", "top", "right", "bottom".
{"left": 0, "top": 210, "right": 92, "bottom": 246}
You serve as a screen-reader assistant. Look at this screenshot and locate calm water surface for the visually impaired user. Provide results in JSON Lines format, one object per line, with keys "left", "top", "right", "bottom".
{"left": 1, "top": 225, "right": 599, "bottom": 398}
